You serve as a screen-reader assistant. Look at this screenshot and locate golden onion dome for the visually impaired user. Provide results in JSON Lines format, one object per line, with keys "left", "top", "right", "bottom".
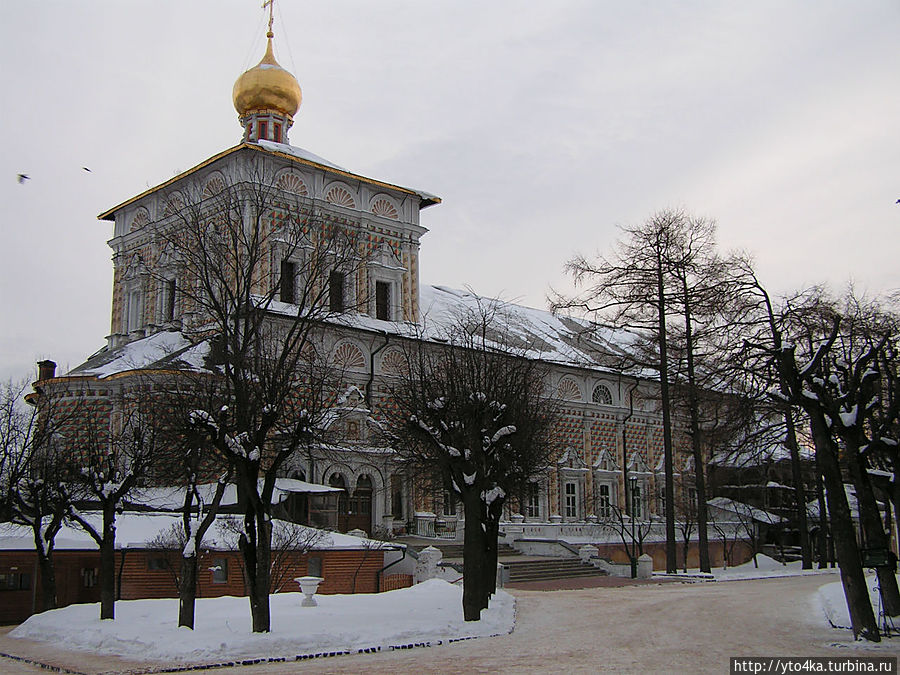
{"left": 232, "top": 38, "right": 302, "bottom": 117}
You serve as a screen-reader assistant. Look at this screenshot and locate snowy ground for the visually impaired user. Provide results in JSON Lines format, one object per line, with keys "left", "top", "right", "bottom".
{"left": 9, "top": 579, "right": 514, "bottom": 665}
{"left": 655, "top": 553, "right": 840, "bottom": 582}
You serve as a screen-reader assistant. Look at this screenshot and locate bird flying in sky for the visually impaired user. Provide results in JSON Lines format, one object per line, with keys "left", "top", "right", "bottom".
{"left": 16, "top": 174, "right": 30, "bottom": 184}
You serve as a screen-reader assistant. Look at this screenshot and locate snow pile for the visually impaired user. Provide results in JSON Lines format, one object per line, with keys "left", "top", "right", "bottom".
{"left": 816, "top": 574, "right": 895, "bottom": 631}
{"left": 654, "top": 554, "right": 839, "bottom": 582}
{"left": 10, "top": 579, "right": 514, "bottom": 663}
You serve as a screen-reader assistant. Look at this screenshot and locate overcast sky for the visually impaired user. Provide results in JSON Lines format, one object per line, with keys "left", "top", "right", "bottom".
{"left": 1, "top": 1, "right": 898, "bottom": 382}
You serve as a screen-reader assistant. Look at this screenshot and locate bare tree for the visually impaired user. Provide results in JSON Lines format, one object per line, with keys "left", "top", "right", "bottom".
{"left": 64, "top": 384, "right": 161, "bottom": 621}
{"left": 214, "top": 517, "right": 331, "bottom": 594}
{"left": 388, "top": 297, "right": 560, "bottom": 620}
{"left": 814, "top": 293, "right": 900, "bottom": 616}
{"left": 674, "top": 478, "right": 698, "bottom": 573}
{"left": 553, "top": 209, "right": 736, "bottom": 573}
{"left": 154, "top": 165, "right": 367, "bottom": 632}
{"left": 1, "top": 378, "right": 72, "bottom": 612}
{"left": 598, "top": 501, "right": 653, "bottom": 577}
{"left": 730, "top": 259, "right": 818, "bottom": 569}
{"left": 755, "top": 290, "right": 883, "bottom": 641}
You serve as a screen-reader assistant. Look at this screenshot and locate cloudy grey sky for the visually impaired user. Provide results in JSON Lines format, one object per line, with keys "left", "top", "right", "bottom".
{"left": 1, "top": 1, "right": 898, "bottom": 382}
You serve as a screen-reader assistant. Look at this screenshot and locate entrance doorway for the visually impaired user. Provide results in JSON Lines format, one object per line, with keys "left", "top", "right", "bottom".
{"left": 348, "top": 475, "right": 373, "bottom": 533}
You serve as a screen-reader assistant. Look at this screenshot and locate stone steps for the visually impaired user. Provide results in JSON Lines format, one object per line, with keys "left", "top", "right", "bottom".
{"left": 505, "top": 557, "right": 608, "bottom": 582}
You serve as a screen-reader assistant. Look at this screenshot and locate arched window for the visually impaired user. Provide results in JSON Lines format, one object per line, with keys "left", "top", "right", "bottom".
{"left": 592, "top": 384, "right": 613, "bottom": 405}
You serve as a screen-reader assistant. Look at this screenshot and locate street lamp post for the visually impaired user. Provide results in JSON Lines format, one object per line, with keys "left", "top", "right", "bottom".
{"left": 629, "top": 474, "right": 638, "bottom": 579}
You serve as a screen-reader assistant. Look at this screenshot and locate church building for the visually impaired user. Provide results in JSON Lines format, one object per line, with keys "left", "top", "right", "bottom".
{"left": 25, "top": 12, "right": 727, "bottom": 572}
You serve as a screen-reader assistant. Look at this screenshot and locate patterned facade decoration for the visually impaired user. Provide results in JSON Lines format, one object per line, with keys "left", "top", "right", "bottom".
{"left": 162, "top": 193, "right": 184, "bottom": 217}
{"left": 333, "top": 342, "right": 366, "bottom": 371}
{"left": 275, "top": 173, "right": 308, "bottom": 196}
{"left": 379, "top": 349, "right": 408, "bottom": 376}
{"left": 556, "top": 377, "right": 582, "bottom": 401}
{"left": 325, "top": 185, "right": 355, "bottom": 208}
{"left": 371, "top": 197, "right": 399, "bottom": 220}
{"left": 202, "top": 175, "right": 226, "bottom": 199}
{"left": 129, "top": 209, "right": 150, "bottom": 233}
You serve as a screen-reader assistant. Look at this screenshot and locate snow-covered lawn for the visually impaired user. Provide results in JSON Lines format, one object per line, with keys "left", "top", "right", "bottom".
{"left": 9, "top": 579, "right": 515, "bottom": 664}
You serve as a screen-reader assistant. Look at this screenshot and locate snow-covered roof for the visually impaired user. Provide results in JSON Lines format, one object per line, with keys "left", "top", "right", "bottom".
{"left": 805, "top": 484, "right": 885, "bottom": 519}
{"left": 253, "top": 140, "right": 440, "bottom": 206}
{"left": 128, "top": 479, "right": 343, "bottom": 511}
{"left": 710, "top": 439, "right": 815, "bottom": 469}
{"left": 0, "top": 511, "right": 398, "bottom": 552}
{"left": 99, "top": 141, "right": 440, "bottom": 221}
{"left": 68, "top": 286, "right": 646, "bottom": 380}
{"left": 68, "top": 331, "right": 210, "bottom": 379}
{"left": 707, "top": 497, "right": 783, "bottom": 525}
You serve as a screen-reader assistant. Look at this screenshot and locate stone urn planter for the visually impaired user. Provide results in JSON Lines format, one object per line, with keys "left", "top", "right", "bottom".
{"left": 295, "top": 576, "right": 324, "bottom": 607}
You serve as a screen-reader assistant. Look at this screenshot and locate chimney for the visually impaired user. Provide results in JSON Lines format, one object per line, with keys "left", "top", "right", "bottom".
{"left": 37, "top": 360, "right": 57, "bottom": 381}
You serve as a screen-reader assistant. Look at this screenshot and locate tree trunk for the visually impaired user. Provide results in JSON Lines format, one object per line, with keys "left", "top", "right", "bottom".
{"left": 99, "top": 504, "right": 117, "bottom": 621}
{"left": 784, "top": 411, "right": 813, "bottom": 569}
{"left": 36, "top": 548, "right": 57, "bottom": 612}
{"left": 241, "top": 511, "right": 273, "bottom": 633}
{"left": 30, "top": 523, "right": 58, "bottom": 612}
{"left": 462, "top": 495, "right": 488, "bottom": 622}
{"left": 178, "top": 554, "right": 198, "bottom": 629}
{"left": 99, "top": 534, "right": 116, "bottom": 621}
{"left": 811, "top": 417, "right": 880, "bottom": 641}
{"left": 845, "top": 445, "right": 900, "bottom": 616}
{"left": 816, "top": 471, "right": 829, "bottom": 569}
{"left": 656, "top": 259, "right": 677, "bottom": 574}
{"left": 680, "top": 276, "right": 710, "bottom": 574}
{"left": 484, "top": 518, "right": 499, "bottom": 599}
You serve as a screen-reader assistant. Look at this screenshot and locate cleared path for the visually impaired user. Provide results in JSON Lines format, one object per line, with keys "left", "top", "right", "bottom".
{"left": 1, "top": 573, "right": 896, "bottom": 674}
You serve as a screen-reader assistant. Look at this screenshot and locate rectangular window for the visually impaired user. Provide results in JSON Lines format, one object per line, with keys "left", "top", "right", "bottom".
{"left": 598, "top": 483, "right": 612, "bottom": 519}
{"left": 273, "top": 122, "right": 282, "bottom": 143}
{"left": 375, "top": 281, "right": 391, "bottom": 321}
{"left": 391, "top": 474, "right": 403, "bottom": 518}
{"left": 148, "top": 556, "right": 167, "bottom": 571}
{"left": 564, "top": 481, "right": 577, "bottom": 518}
{"left": 211, "top": 558, "right": 228, "bottom": 584}
{"left": 82, "top": 568, "right": 98, "bottom": 588}
{"left": 164, "top": 278, "right": 176, "bottom": 322}
{"left": 0, "top": 572, "right": 31, "bottom": 591}
{"left": 442, "top": 491, "right": 456, "bottom": 517}
{"left": 329, "top": 270, "right": 345, "bottom": 312}
{"left": 526, "top": 482, "right": 540, "bottom": 518}
{"left": 280, "top": 259, "right": 296, "bottom": 303}
{"left": 632, "top": 484, "right": 643, "bottom": 520}
{"left": 127, "top": 289, "right": 143, "bottom": 332}
{"left": 257, "top": 121, "right": 268, "bottom": 140}
{"left": 307, "top": 556, "right": 323, "bottom": 578}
